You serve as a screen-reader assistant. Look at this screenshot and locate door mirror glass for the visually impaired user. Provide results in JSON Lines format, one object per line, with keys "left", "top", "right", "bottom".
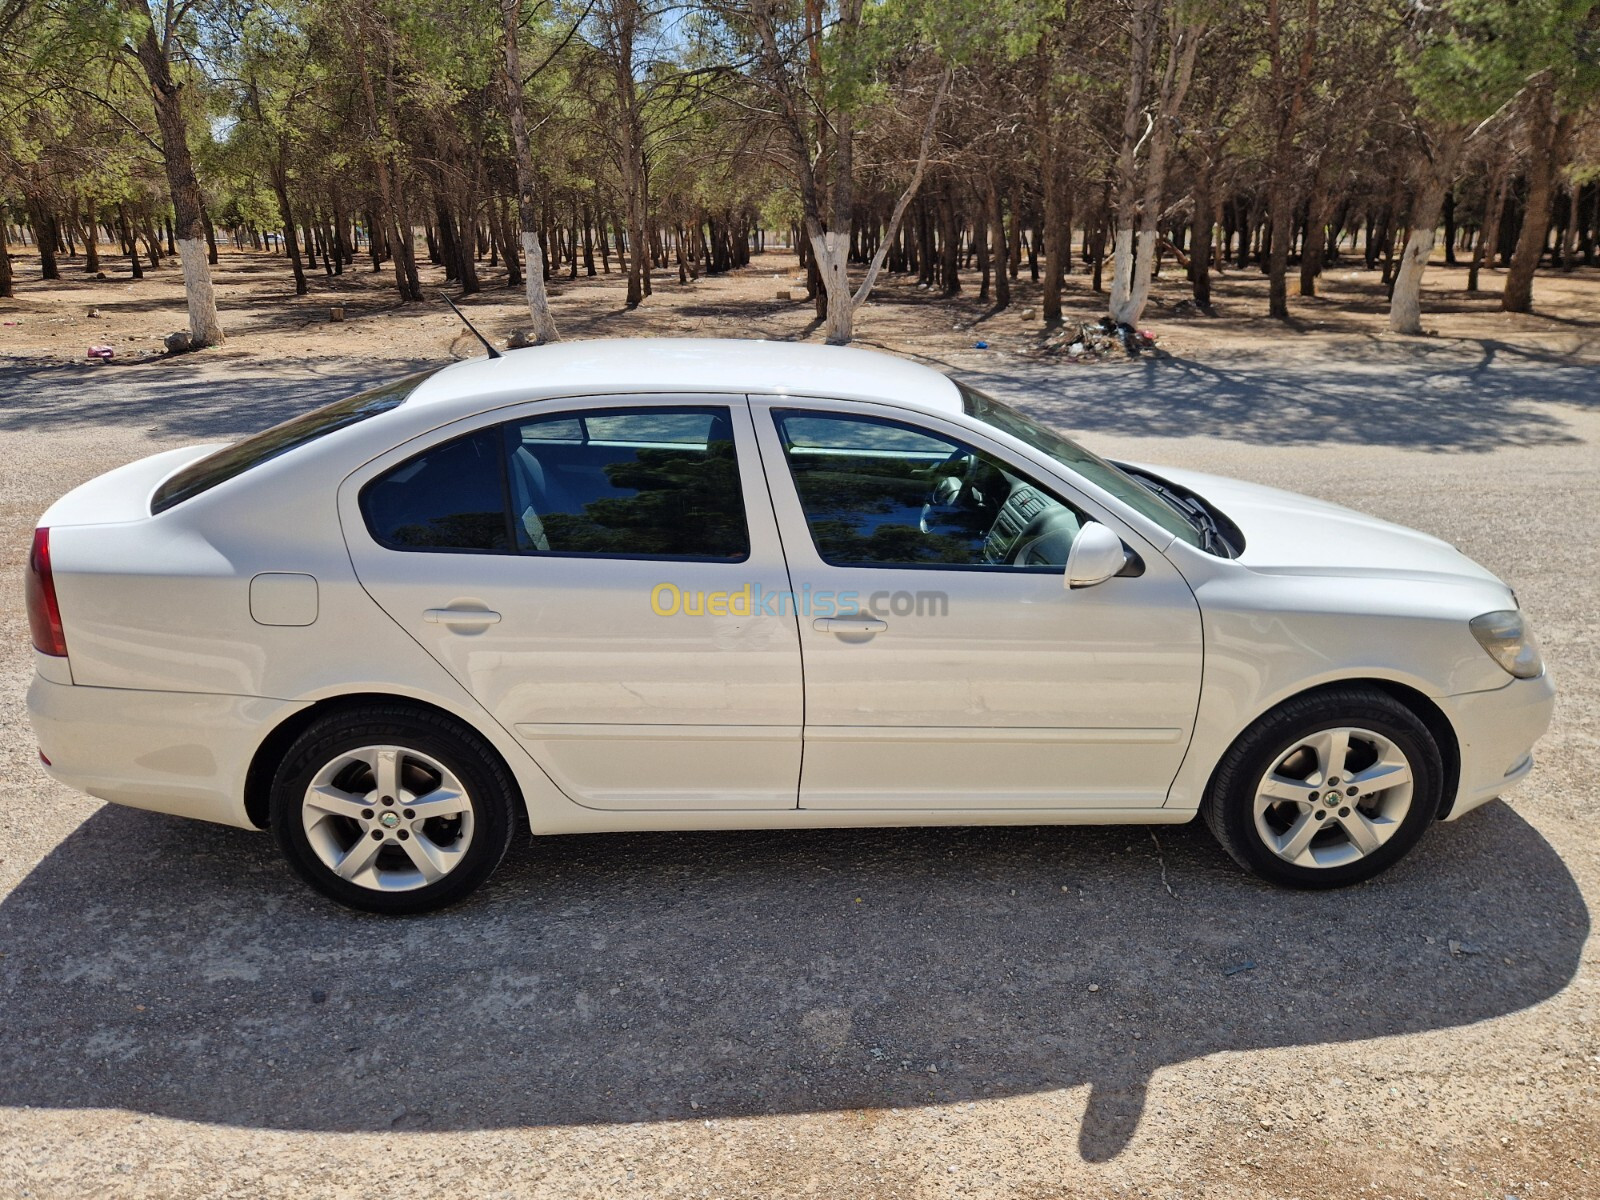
{"left": 1063, "top": 522, "right": 1127, "bottom": 589}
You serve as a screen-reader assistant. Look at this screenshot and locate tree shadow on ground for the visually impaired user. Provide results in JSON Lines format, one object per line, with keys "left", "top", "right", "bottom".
{"left": 3, "top": 337, "right": 1595, "bottom": 454}
{"left": 0, "top": 802, "right": 1583, "bottom": 1161}
{"left": 960, "top": 341, "right": 1597, "bottom": 453}
{"left": 0, "top": 359, "right": 441, "bottom": 439}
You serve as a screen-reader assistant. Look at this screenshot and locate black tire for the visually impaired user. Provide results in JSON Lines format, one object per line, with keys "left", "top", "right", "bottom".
{"left": 269, "top": 704, "right": 517, "bottom": 914}
{"left": 1201, "top": 686, "right": 1443, "bottom": 889}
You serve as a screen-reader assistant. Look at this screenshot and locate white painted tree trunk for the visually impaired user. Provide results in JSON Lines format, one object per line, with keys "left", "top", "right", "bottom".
{"left": 177, "top": 237, "right": 225, "bottom": 346}
{"left": 521, "top": 232, "right": 561, "bottom": 343}
{"left": 1387, "top": 225, "right": 1436, "bottom": 335}
{"left": 1107, "top": 228, "right": 1134, "bottom": 318}
{"left": 1106, "top": 11, "right": 1200, "bottom": 330}
{"left": 1107, "top": 228, "right": 1159, "bottom": 325}
{"left": 1388, "top": 127, "right": 1461, "bottom": 335}
{"left": 811, "top": 231, "right": 854, "bottom": 345}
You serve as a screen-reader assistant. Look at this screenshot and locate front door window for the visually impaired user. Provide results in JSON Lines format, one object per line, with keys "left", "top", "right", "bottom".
{"left": 772, "top": 409, "right": 1088, "bottom": 572}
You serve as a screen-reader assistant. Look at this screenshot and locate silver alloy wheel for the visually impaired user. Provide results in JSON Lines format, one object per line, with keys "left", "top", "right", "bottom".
{"left": 1252, "top": 726, "right": 1414, "bottom": 870}
{"left": 301, "top": 744, "right": 476, "bottom": 892}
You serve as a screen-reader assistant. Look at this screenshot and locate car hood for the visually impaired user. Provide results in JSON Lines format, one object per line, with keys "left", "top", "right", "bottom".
{"left": 1133, "top": 464, "right": 1504, "bottom": 588}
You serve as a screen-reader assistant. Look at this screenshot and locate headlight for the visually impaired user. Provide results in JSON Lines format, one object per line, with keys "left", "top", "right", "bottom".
{"left": 1470, "top": 610, "right": 1544, "bottom": 679}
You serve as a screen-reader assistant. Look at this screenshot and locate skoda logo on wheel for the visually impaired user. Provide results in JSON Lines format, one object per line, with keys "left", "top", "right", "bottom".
{"left": 379, "top": 811, "right": 400, "bottom": 829}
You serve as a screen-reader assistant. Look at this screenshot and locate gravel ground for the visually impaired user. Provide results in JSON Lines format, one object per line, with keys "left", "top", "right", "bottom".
{"left": 0, "top": 342, "right": 1596, "bottom": 1199}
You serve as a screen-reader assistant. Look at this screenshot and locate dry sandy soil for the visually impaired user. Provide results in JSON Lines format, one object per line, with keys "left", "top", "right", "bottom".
{"left": 4, "top": 239, "right": 1600, "bottom": 369}
{"left": 0, "top": 246, "right": 1597, "bottom": 1200}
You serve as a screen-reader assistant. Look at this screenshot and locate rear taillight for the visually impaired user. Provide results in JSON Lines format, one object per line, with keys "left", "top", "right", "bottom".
{"left": 25, "top": 527, "right": 68, "bottom": 657}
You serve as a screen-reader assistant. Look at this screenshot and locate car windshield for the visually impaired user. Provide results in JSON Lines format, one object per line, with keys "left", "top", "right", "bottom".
{"left": 958, "top": 382, "right": 1204, "bottom": 550}
{"left": 151, "top": 369, "right": 441, "bottom": 514}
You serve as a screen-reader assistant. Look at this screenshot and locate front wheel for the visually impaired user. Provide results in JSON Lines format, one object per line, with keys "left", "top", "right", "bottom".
{"left": 1202, "top": 687, "right": 1443, "bottom": 888}
{"left": 269, "top": 705, "right": 516, "bottom": 914}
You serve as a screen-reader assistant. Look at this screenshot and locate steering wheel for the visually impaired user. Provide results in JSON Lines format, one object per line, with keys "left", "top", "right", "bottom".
{"left": 1006, "top": 507, "right": 1082, "bottom": 567}
{"left": 920, "top": 450, "right": 978, "bottom": 534}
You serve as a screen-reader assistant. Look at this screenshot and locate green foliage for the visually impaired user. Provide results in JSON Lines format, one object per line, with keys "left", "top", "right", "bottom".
{"left": 0, "top": 0, "right": 1594, "bottom": 309}
{"left": 1403, "top": 0, "right": 1600, "bottom": 123}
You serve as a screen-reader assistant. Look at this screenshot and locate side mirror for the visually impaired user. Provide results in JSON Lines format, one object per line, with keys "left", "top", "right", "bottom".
{"left": 1064, "top": 522, "right": 1129, "bottom": 590}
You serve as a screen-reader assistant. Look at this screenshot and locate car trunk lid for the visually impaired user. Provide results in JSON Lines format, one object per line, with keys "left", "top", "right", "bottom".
{"left": 39, "top": 444, "right": 225, "bottom": 528}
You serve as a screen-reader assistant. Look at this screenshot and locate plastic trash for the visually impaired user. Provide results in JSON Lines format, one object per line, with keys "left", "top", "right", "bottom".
{"left": 87, "top": 345, "right": 114, "bottom": 359}
{"left": 974, "top": 340, "right": 988, "bottom": 349}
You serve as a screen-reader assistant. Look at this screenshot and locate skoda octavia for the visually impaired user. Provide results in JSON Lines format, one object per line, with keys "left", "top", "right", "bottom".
{"left": 25, "top": 340, "right": 1553, "bottom": 912}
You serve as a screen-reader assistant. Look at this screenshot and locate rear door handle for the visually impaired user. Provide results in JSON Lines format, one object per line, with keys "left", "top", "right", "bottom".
{"left": 425, "top": 608, "right": 502, "bottom": 625}
{"left": 813, "top": 617, "right": 887, "bottom": 634}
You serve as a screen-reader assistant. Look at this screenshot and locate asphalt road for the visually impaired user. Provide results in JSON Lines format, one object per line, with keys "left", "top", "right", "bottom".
{"left": 0, "top": 343, "right": 1595, "bottom": 1198}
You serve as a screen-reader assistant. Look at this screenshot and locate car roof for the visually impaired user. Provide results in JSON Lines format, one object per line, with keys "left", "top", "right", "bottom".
{"left": 403, "top": 338, "right": 966, "bottom": 417}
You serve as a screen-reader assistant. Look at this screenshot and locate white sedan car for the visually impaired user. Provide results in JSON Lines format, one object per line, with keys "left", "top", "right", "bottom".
{"left": 26, "top": 340, "right": 1553, "bottom": 913}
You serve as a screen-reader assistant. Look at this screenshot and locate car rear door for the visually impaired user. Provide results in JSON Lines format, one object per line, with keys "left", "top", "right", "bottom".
{"left": 339, "top": 395, "right": 803, "bottom": 811}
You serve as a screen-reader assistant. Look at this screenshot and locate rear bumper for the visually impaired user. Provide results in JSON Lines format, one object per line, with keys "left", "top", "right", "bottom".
{"left": 26, "top": 675, "right": 302, "bottom": 830}
{"left": 1437, "top": 671, "right": 1556, "bottom": 820}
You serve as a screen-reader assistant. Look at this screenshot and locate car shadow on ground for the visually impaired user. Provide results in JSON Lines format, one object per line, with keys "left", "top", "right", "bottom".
{"left": 0, "top": 801, "right": 1584, "bottom": 1161}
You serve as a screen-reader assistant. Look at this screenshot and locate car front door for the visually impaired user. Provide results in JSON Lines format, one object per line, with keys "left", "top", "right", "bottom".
{"left": 341, "top": 396, "right": 803, "bottom": 811}
{"left": 749, "top": 398, "right": 1204, "bottom": 811}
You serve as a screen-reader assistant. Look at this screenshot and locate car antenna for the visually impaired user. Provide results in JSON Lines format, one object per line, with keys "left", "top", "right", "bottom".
{"left": 438, "top": 292, "right": 502, "bottom": 359}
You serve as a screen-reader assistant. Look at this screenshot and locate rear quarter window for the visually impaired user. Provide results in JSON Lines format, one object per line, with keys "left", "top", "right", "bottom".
{"left": 150, "top": 369, "right": 439, "bottom": 514}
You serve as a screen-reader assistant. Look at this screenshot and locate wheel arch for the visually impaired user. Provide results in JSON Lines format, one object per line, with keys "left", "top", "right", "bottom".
{"left": 243, "top": 691, "right": 528, "bottom": 830}
{"left": 1198, "top": 677, "right": 1462, "bottom": 821}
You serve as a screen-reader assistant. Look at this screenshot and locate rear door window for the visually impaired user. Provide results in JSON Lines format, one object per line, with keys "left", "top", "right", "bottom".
{"left": 360, "top": 427, "right": 512, "bottom": 552}
{"left": 360, "top": 404, "right": 750, "bottom": 561}
{"left": 505, "top": 407, "right": 748, "bottom": 559}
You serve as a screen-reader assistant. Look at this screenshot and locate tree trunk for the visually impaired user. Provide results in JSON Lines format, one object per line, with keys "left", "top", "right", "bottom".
{"left": 1503, "top": 87, "right": 1572, "bottom": 314}
{"left": 987, "top": 180, "right": 1009, "bottom": 309}
{"left": 271, "top": 163, "right": 308, "bottom": 296}
{"left": 26, "top": 198, "right": 60, "bottom": 280}
{"left": 623, "top": 156, "right": 649, "bottom": 308}
{"left": 348, "top": 9, "right": 421, "bottom": 303}
{"left": 1442, "top": 190, "right": 1457, "bottom": 266}
{"left": 1190, "top": 155, "right": 1214, "bottom": 308}
{"left": 1109, "top": 6, "right": 1201, "bottom": 325}
{"left": 1389, "top": 128, "right": 1462, "bottom": 335}
{"left": 82, "top": 201, "right": 102, "bottom": 273}
{"left": 126, "top": 0, "right": 224, "bottom": 345}
{"left": 939, "top": 189, "right": 960, "bottom": 296}
{"left": 1298, "top": 156, "right": 1329, "bottom": 296}
{"left": 1265, "top": 0, "right": 1319, "bottom": 320}
{"left": 1560, "top": 182, "right": 1580, "bottom": 272}
{"left": 117, "top": 204, "right": 143, "bottom": 279}
{"left": 1040, "top": 132, "right": 1065, "bottom": 318}
{"left": 501, "top": 4, "right": 560, "bottom": 335}
{"left": 142, "top": 211, "right": 162, "bottom": 267}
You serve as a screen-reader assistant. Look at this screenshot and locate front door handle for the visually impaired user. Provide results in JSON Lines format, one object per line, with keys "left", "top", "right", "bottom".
{"left": 425, "top": 607, "right": 502, "bottom": 625}
{"left": 813, "top": 617, "right": 887, "bottom": 634}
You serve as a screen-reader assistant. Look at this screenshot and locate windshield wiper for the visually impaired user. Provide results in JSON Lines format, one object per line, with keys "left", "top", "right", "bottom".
{"left": 1122, "top": 469, "right": 1234, "bottom": 557}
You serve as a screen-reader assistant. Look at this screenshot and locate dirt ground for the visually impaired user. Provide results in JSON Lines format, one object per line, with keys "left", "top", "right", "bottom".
{"left": 3, "top": 239, "right": 1599, "bottom": 372}
{"left": 0, "top": 245, "right": 1598, "bottom": 1199}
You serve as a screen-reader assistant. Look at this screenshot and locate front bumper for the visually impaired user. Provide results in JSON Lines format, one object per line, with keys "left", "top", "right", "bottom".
{"left": 1436, "top": 671, "right": 1556, "bottom": 819}
{"left": 26, "top": 675, "right": 302, "bottom": 830}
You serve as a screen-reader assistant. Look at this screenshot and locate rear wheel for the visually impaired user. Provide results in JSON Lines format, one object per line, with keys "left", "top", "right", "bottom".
{"left": 269, "top": 705, "right": 516, "bottom": 914}
{"left": 1202, "top": 687, "right": 1442, "bottom": 888}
